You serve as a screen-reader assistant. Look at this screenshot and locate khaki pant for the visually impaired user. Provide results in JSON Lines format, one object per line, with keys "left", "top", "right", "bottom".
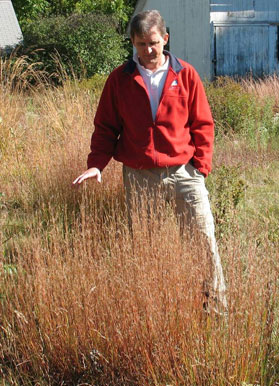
{"left": 123, "top": 162, "right": 227, "bottom": 312}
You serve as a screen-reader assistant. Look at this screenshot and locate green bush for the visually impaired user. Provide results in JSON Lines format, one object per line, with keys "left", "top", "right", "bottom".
{"left": 78, "top": 73, "right": 107, "bottom": 95}
{"left": 20, "top": 13, "right": 128, "bottom": 79}
{"left": 207, "top": 165, "right": 246, "bottom": 238}
{"left": 205, "top": 77, "right": 275, "bottom": 139}
{"left": 14, "top": 0, "right": 137, "bottom": 32}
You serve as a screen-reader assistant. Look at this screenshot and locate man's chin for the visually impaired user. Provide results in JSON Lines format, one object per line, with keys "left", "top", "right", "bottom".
{"left": 143, "top": 56, "right": 156, "bottom": 61}
{"left": 146, "top": 59, "right": 157, "bottom": 66}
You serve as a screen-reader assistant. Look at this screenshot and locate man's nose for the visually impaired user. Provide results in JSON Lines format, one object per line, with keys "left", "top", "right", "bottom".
{"left": 147, "top": 46, "right": 152, "bottom": 54}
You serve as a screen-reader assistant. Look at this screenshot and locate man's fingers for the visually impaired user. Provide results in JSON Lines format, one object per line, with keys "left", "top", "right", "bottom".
{"left": 73, "top": 174, "right": 89, "bottom": 185}
{"left": 73, "top": 176, "right": 82, "bottom": 184}
{"left": 73, "top": 175, "right": 86, "bottom": 184}
{"left": 96, "top": 172, "right": 101, "bottom": 183}
{"left": 72, "top": 168, "right": 102, "bottom": 185}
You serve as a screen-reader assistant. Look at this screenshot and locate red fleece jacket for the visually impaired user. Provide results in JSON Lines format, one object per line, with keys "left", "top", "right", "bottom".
{"left": 87, "top": 52, "right": 214, "bottom": 177}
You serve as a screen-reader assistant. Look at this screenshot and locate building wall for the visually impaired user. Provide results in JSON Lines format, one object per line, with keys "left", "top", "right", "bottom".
{"left": 132, "top": 0, "right": 211, "bottom": 80}
{"left": 211, "top": 0, "right": 279, "bottom": 76}
{"left": 211, "top": 0, "right": 279, "bottom": 22}
{"left": 0, "top": 0, "right": 23, "bottom": 52}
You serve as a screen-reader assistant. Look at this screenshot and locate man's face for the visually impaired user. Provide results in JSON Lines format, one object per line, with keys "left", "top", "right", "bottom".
{"left": 132, "top": 26, "right": 169, "bottom": 71}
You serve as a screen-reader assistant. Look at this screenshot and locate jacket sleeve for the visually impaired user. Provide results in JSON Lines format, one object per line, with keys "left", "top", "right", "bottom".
{"left": 187, "top": 67, "right": 214, "bottom": 177}
{"left": 87, "top": 72, "right": 122, "bottom": 171}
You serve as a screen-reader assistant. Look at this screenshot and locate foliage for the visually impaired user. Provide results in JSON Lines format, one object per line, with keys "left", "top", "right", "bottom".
{"left": 20, "top": 13, "right": 128, "bottom": 79}
{"left": 75, "top": 0, "right": 136, "bottom": 31}
{"left": 13, "top": 0, "right": 137, "bottom": 32}
{"left": 205, "top": 77, "right": 276, "bottom": 140}
{"left": 12, "top": 0, "right": 136, "bottom": 80}
{"left": 236, "top": 159, "right": 279, "bottom": 247}
{"left": 78, "top": 73, "right": 107, "bottom": 95}
{"left": 207, "top": 165, "right": 246, "bottom": 238}
{"left": 12, "top": 0, "right": 51, "bottom": 29}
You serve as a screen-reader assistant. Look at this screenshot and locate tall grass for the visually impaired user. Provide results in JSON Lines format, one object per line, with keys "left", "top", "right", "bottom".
{"left": 242, "top": 74, "right": 279, "bottom": 111}
{"left": 2, "top": 197, "right": 279, "bottom": 385}
{"left": 1, "top": 57, "right": 279, "bottom": 385}
{"left": 205, "top": 77, "right": 279, "bottom": 147}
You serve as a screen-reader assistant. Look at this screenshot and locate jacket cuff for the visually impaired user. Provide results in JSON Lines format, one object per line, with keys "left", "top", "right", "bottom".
{"left": 197, "top": 167, "right": 209, "bottom": 177}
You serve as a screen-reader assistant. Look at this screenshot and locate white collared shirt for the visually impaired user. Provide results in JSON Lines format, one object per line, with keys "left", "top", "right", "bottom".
{"left": 133, "top": 53, "right": 169, "bottom": 121}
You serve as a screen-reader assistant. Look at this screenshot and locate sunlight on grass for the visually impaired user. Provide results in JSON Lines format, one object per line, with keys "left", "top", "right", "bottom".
{"left": 1, "top": 56, "right": 279, "bottom": 385}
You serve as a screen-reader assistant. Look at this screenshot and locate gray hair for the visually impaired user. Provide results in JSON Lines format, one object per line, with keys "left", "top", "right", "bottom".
{"left": 130, "top": 10, "right": 167, "bottom": 39}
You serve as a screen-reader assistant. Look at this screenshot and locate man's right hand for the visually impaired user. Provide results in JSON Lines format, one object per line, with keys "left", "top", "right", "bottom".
{"left": 72, "top": 167, "right": 102, "bottom": 185}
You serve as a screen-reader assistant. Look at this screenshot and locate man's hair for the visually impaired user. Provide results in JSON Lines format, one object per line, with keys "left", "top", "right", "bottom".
{"left": 130, "top": 10, "right": 167, "bottom": 39}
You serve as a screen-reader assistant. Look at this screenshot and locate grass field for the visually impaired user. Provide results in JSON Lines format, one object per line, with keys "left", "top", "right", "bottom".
{"left": 1, "top": 58, "right": 279, "bottom": 385}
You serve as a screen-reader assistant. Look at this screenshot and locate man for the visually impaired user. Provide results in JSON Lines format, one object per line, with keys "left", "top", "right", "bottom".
{"left": 73, "top": 10, "right": 227, "bottom": 313}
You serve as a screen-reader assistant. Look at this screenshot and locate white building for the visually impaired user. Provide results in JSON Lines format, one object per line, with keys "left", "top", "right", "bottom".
{"left": 211, "top": 0, "right": 279, "bottom": 77}
{"left": 0, "top": 0, "right": 23, "bottom": 53}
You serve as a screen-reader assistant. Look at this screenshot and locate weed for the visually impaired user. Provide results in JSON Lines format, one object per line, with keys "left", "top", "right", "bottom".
{"left": 207, "top": 164, "right": 246, "bottom": 238}
{"left": 205, "top": 77, "right": 277, "bottom": 146}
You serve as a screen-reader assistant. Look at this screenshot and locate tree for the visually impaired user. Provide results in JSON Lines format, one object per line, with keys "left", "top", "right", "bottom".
{"left": 13, "top": 0, "right": 138, "bottom": 32}
{"left": 13, "top": 0, "right": 51, "bottom": 28}
{"left": 20, "top": 13, "right": 128, "bottom": 78}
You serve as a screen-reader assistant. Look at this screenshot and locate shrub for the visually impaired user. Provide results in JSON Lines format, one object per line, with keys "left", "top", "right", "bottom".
{"left": 20, "top": 13, "right": 128, "bottom": 79}
{"left": 205, "top": 77, "right": 275, "bottom": 139}
{"left": 78, "top": 73, "right": 107, "bottom": 96}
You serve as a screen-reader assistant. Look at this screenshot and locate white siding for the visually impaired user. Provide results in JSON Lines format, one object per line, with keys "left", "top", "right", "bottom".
{"left": 211, "top": 0, "right": 279, "bottom": 22}
{"left": 214, "top": 24, "right": 272, "bottom": 76}
{"left": 211, "top": 0, "right": 279, "bottom": 76}
{"left": 0, "top": 0, "right": 23, "bottom": 51}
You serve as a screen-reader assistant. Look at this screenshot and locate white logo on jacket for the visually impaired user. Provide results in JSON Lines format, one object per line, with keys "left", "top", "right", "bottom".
{"left": 171, "top": 80, "right": 178, "bottom": 87}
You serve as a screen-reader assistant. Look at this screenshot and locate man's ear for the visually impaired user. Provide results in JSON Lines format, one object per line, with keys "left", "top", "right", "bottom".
{"left": 163, "top": 33, "right": 169, "bottom": 46}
